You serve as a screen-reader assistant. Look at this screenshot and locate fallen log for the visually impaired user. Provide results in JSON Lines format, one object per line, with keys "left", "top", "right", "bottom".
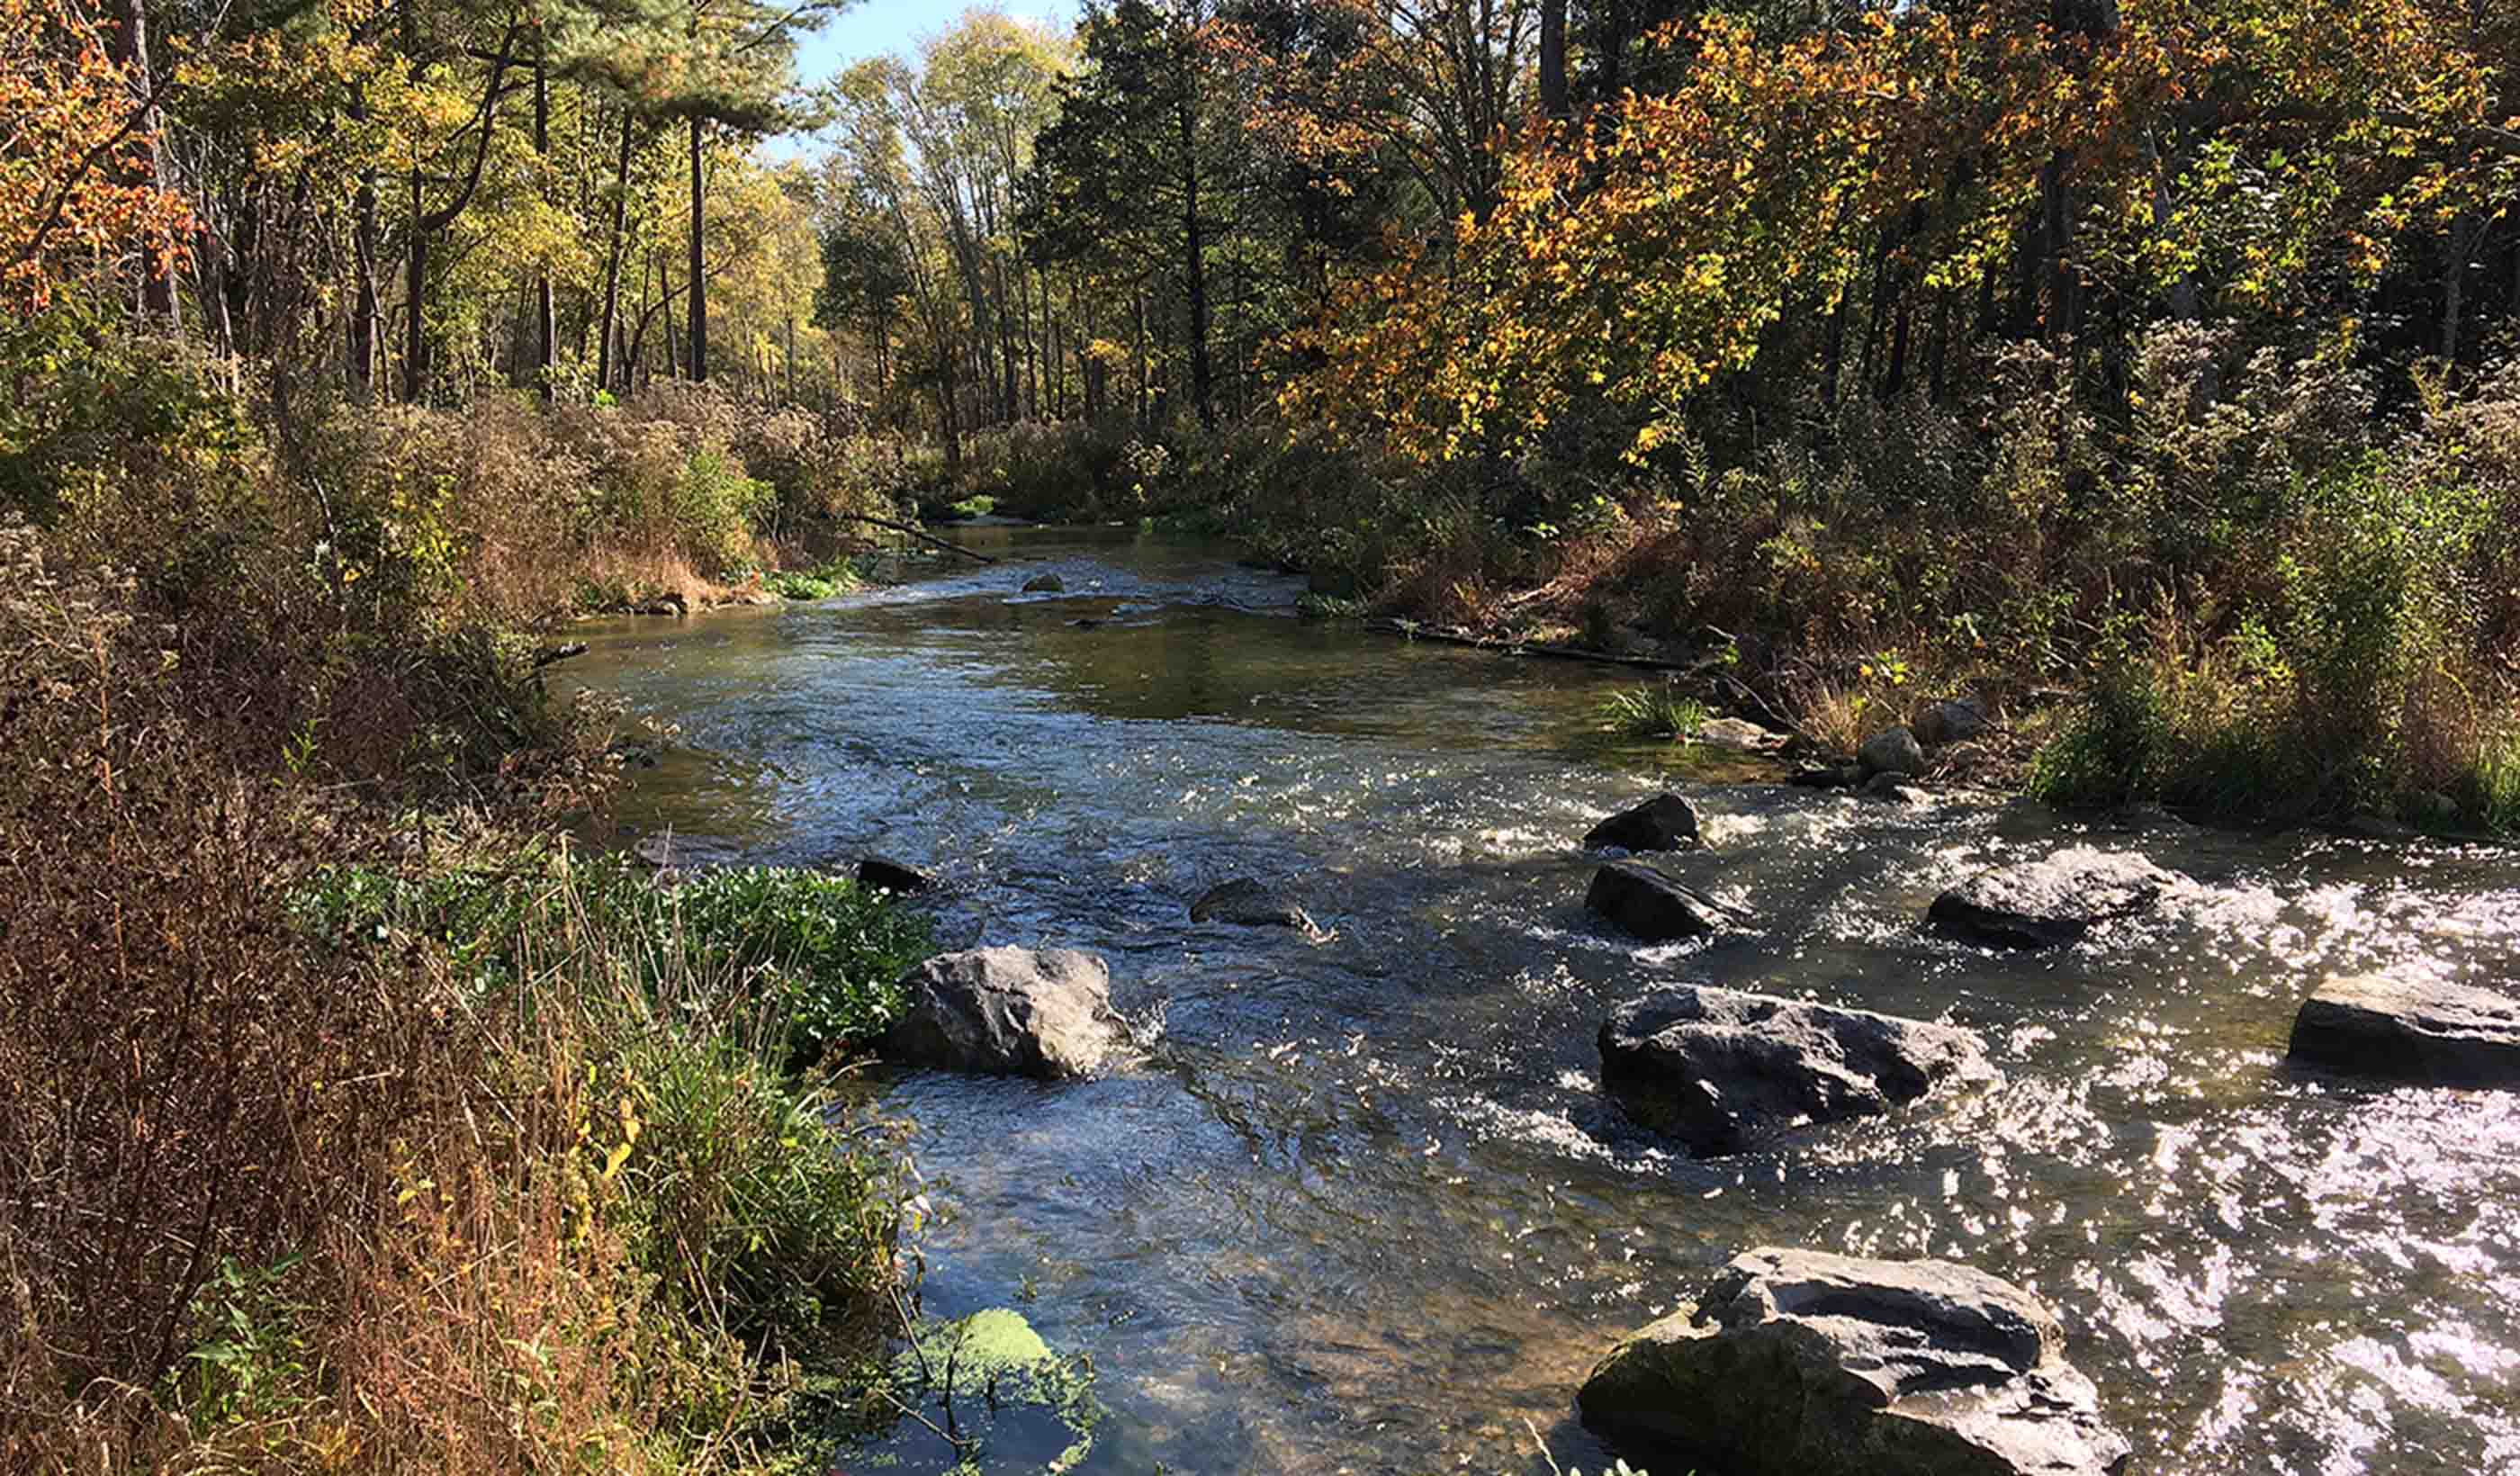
{"left": 824, "top": 512, "right": 999, "bottom": 563}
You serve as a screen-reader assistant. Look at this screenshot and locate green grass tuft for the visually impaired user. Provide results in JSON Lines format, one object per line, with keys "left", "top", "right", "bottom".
{"left": 1599, "top": 684, "right": 1709, "bottom": 741}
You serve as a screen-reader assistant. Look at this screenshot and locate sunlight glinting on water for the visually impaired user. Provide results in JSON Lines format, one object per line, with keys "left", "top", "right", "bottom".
{"left": 567, "top": 527, "right": 2520, "bottom": 1475}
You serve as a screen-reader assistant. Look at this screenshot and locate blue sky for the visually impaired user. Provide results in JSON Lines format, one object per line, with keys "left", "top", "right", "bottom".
{"left": 796, "top": 1, "right": 1084, "bottom": 86}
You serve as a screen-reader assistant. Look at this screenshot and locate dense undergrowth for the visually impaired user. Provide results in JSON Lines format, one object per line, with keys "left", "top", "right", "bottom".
{"left": 1207, "top": 332, "right": 2520, "bottom": 834}
{"left": 0, "top": 345, "right": 940, "bottom": 1472}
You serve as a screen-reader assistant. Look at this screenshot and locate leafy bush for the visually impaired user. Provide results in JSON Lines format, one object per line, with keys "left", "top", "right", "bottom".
{"left": 296, "top": 855, "right": 933, "bottom": 1063}
{"left": 671, "top": 449, "right": 776, "bottom": 577}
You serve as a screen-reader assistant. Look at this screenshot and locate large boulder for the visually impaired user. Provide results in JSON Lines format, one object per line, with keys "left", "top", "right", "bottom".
{"left": 1579, "top": 1247, "right": 2130, "bottom": 1476}
{"left": 1858, "top": 726, "right": 1926, "bottom": 778}
{"left": 881, "top": 947, "right": 1124, "bottom": 1079}
{"left": 1586, "top": 861, "right": 1744, "bottom": 942}
{"left": 2287, "top": 974, "right": 2520, "bottom": 1089}
{"left": 1598, "top": 987, "right": 1990, "bottom": 1156}
{"left": 1929, "top": 849, "right": 2175, "bottom": 950}
{"left": 1913, "top": 698, "right": 1989, "bottom": 749}
{"left": 1584, "top": 793, "right": 1703, "bottom": 852}
{"left": 1190, "top": 878, "right": 1320, "bottom": 934}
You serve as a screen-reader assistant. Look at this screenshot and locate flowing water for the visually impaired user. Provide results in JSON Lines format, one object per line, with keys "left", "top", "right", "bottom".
{"left": 566, "top": 526, "right": 2520, "bottom": 1476}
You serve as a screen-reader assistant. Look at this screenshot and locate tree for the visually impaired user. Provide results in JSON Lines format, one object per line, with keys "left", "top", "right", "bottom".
{"left": 648, "top": 0, "right": 836, "bottom": 382}
{"left": 2, "top": 0, "right": 190, "bottom": 317}
{"left": 1028, "top": 0, "right": 1228, "bottom": 428}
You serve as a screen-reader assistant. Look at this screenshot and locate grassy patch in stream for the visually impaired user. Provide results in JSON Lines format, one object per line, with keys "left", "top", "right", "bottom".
{"left": 1598, "top": 684, "right": 1710, "bottom": 741}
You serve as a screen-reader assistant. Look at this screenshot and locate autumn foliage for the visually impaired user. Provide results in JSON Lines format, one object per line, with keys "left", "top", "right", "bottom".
{"left": 1284, "top": 0, "right": 2518, "bottom": 467}
{"left": 2, "top": 0, "right": 190, "bottom": 313}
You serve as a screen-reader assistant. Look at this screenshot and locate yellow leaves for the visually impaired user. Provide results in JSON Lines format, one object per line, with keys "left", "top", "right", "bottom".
{"left": 599, "top": 1094, "right": 641, "bottom": 1184}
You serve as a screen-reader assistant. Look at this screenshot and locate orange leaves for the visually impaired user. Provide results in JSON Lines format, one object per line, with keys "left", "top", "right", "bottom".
{"left": 1, "top": 0, "right": 191, "bottom": 315}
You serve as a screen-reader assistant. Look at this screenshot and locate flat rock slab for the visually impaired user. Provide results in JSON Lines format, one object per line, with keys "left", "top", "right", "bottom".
{"left": 1580, "top": 1246, "right": 2130, "bottom": 1476}
{"left": 1599, "top": 987, "right": 1990, "bottom": 1156}
{"left": 1695, "top": 716, "right": 1789, "bottom": 753}
{"left": 2288, "top": 973, "right": 2520, "bottom": 1089}
{"left": 1584, "top": 793, "right": 1703, "bottom": 852}
{"left": 881, "top": 946, "right": 1123, "bottom": 1079}
{"left": 1586, "top": 860, "right": 1744, "bottom": 942}
{"left": 1930, "top": 848, "right": 2176, "bottom": 950}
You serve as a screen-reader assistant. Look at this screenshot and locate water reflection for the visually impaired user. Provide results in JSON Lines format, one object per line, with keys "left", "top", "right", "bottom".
{"left": 565, "top": 527, "right": 2520, "bottom": 1475}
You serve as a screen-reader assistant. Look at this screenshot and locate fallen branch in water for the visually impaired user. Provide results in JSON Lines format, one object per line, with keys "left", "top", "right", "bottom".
{"left": 823, "top": 512, "right": 999, "bottom": 563}
{"left": 1365, "top": 617, "right": 1706, "bottom": 672}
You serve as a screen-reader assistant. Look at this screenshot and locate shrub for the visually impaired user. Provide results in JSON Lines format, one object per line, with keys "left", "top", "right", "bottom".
{"left": 671, "top": 449, "right": 775, "bottom": 578}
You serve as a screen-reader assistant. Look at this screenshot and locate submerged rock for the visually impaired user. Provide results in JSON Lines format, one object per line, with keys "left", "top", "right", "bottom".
{"left": 881, "top": 946, "right": 1123, "bottom": 1079}
{"left": 1913, "top": 697, "right": 1989, "bottom": 748}
{"left": 1586, "top": 861, "right": 1743, "bottom": 942}
{"left": 1022, "top": 572, "right": 1066, "bottom": 593}
{"left": 1579, "top": 1246, "right": 2130, "bottom": 1476}
{"left": 858, "top": 855, "right": 937, "bottom": 895}
{"left": 1929, "top": 849, "right": 2175, "bottom": 950}
{"left": 1858, "top": 725, "right": 1926, "bottom": 778}
{"left": 1598, "top": 987, "right": 1989, "bottom": 1156}
{"left": 1584, "top": 793, "right": 1703, "bottom": 852}
{"left": 2287, "top": 973, "right": 2520, "bottom": 1089}
{"left": 1191, "top": 878, "right": 1319, "bottom": 933}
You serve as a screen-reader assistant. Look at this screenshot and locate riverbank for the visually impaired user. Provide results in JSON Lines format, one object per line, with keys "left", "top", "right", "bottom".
{"left": 1210, "top": 351, "right": 2520, "bottom": 839}
{"left": 0, "top": 355, "right": 940, "bottom": 1472}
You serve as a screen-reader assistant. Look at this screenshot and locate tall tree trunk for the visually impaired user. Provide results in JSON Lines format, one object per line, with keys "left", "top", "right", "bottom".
{"left": 688, "top": 114, "right": 707, "bottom": 382}
{"left": 661, "top": 250, "right": 678, "bottom": 382}
{"left": 597, "top": 110, "right": 636, "bottom": 394}
{"left": 1821, "top": 286, "right": 1848, "bottom": 414}
{"left": 404, "top": 166, "right": 428, "bottom": 401}
{"left": 1539, "top": 0, "right": 1567, "bottom": 119}
{"left": 1175, "top": 85, "right": 1215, "bottom": 429}
{"left": 2442, "top": 214, "right": 2475, "bottom": 366}
{"left": 113, "top": 0, "right": 176, "bottom": 326}
{"left": 533, "top": 33, "right": 554, "bottom": 400}
{"left": 350, "top": 170, "right": 380, "bottom": 398}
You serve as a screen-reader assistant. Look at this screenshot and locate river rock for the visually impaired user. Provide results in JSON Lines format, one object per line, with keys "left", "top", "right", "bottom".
{"left": 1598, "top": 987, "right": 1990, "bottom": 1156}
{"left": 1191, "top": 878, "right": 1319, "bottom": 933}
{"left": 881, "top": 946, "right": 1123, "bottom": 1079}
{"left": 1858, "top": 725, "right": 1926, "bottom": 778}
{"left": 1861, "top": 770, "right": 1926, "bottom": 803}
{"left": 1929, "top": 849, "right": 2174, "bottom": 950}
{"left": 858, "top": 855, "right": 937, "bottom": 895}
{"left": 1913, "top": 697, "right": 1989, "bottom": 748}
{"left": 1579, "top": 1246, "right": 2130, "bottom": 1476}
{"left": 2286, "top": 974, "right": 2520, "bottom": 1089}
{"left": 1022, "top": 572, "right": 1065, "bottom": 593}
{"left": 1696, "top": 716, "right": 1789, "bottom": 753}
{"left": 1586, "top": 861, "right": 1743, "bottom": 942}
{"left": 1584, "top": 793, "right": 1703, "bottom": 852}
{"left": 1789, "top": 762, "right": 1862, "bottom": 790}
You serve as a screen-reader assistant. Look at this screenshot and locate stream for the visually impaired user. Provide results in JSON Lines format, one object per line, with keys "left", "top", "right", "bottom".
{"left": 566, "top": 525, "right": 2520, "bottom": 1476}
